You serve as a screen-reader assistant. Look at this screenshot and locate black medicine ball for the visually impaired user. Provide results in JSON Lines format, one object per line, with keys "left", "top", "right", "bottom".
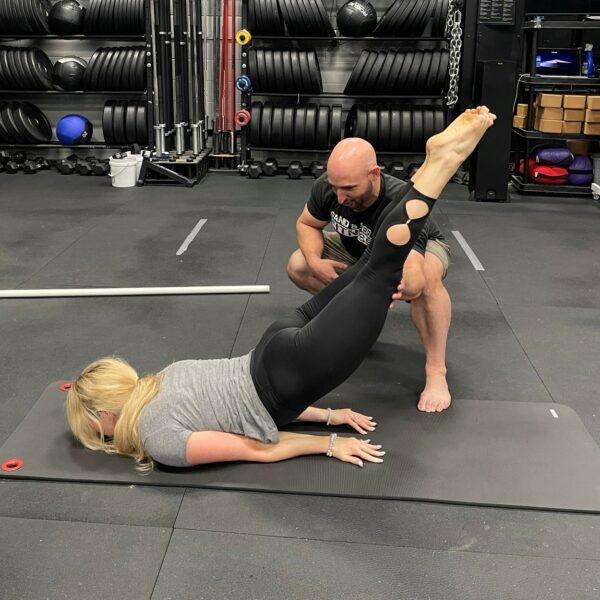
{"left": 49, "top": 0, "right": 86, "bottom": 35}
{"left": 53, "top": 57, "right": 87, "bottom": 91}
{"left": 337, "top": 0, "right": 378, "bottom": 37}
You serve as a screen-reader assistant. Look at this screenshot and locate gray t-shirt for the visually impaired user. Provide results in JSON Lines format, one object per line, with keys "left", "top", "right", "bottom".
{"left": 138, "top": 352, "right": 279, "bottom": 467}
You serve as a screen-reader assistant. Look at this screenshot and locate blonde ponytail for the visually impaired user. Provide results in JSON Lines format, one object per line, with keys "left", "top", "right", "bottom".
{"left": 66, "top": 357, "right": 162, "bottom": 471}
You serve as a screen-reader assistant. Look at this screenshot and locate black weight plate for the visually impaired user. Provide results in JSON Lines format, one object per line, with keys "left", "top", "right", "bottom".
{"left": 313, "top": 0, "right": 335, "bottom": 36}
{"left": 273, "top": 49, "right": 284, "bottom": 92}
{"left": 19, "top": 0, "right": 37, "bottom": 36}
{"left": 377, "top": 50, "right": 398, "bottom": 93}
{"left": 277, "top": 0, "right": 293, "bottom": 36}
{"left": 12, "top": 103, "right": 39, "bottom": 143}
{"left": 102, "top": 47, "right": 119, "bottom": 90}
{"left": 90, "top": 48, "right": 109, "bottom": 91}
{"left": 0, "top": 48, "right": 9, "bottom": 87}
{"left": 281, "top": 50, "right": 294, "bottom": 94}
{"left": 372, "top": 0, "right": 400, "bottom": 36}
{"left": 433, "top": 106, "right": 444, "bottom": 135}
{"left": 9, "top": 48, "right": 28, "bottom": 89}
{"left": 378, "top": 107, "right": 391, "bottom": 152}
{"left": 412, "top": 107, "right": 424, "bottom": 150}
{"left": 107, "top": 0, "right": 117, "bottom": 35}
{"left": 103, "top": 100, "right": 115, "bottom": 144}
{"left": 31, "top": 0, "right": 51, "bottom": 34}
{"left": 423, "top": 106, "right": 435, "bottom": 141}
{"left": 263, "top": 0, "right": 274, "bottom": 34}
{"left": 424, "top": 50, "right": 440, "bottom": 94}
{"left": 0, "top": 48, "right": 18, "bottom": 89}
{"left": 17, "top": 101, "right": 52, "bottom": 142}
{"left": 260, "top": 102, "right": 274, "bottom": 147}
{"left": 398, "top": 0, "right": 423, "bottom": 36}
{"left": 248, "top": 0, "right": 256, "bottom": 32}
{"left": 306, "top": 50, "right": 322, "bottom": 94}
{"left": 112, "top": 48, "right": 126, "bottom": 91}
{"left": 135, "top": 47, "right": 146, "bottom": 90}
{"left": 122, "top": 47, "right": 137, "bottom": 90}
{"left": 3, "top": 102, "right": 27, "bottom": 143}
{"left": 248, "top": 48, "right": 258, "bottom": 90}
{"left": 287, "top": 0, "right": 304, "bottom": 37}
{"left": 119, "top": 0, "right": 129, "bottom": 34}
{"left": 438, "top": 49, "right": 450, "bottom": 92}
{"left": 429, "top": 0, "right": 442, "bottom": 36}
{"left": 82, "top": 49, "right": 100, "bottom": 90}
{"left": 289, "top": 50, "right": 303, "bottom": 94}
{"left": 344, "top": 104, "right": 356, "bottom": 137}
{"left": 344, "top": 49, "right": 368, "bottom": 94}
{"left": 438, "top": 0, "right": 449, "bottom": 37}
{"left": 388, "top": 51, "right": 407, "bottom": 94}
{"left": 257, "top": 0, "right": 268, "bottom": 35}
{"left": 390, "top": 107, "right": 401, "bottom": 150}
{"left": 416, "top": 49, "right": 433, "bottom": 93}
{"left": 98, "top": 0, "right": 110, "bottom": 34}
{"left": 270, "top": 105, "right": 284, "bottom": 147}
{"left": 136, "top": 0, "right": 146, "bottom": 35}
{"left": 282, "top": 105, "right": 294, "bottom": 147}
{"left": 405, "top": 49, "right": 422, "bottom": 92}
{"left": 250, "top": 102, "right": 262, "bottom": 146}
{"left": 293, "top": 104, "right": 305, "bottom": 148}
{"left": 356, "top": 104, "right": 368, "bottom": 138}
{"left": 413, "top": 0, "right": 436, "bottom": 36}
{"left": 315, "top": 105, "right": 329, "bottom": 149}
{"left": 113, "top": 100, "right": 127, "bottom": 145}
{"left": 94, "top": 47, "right": 112, "bottom": 91}
{"left": 265, "top": 48, "right": 276, "bottom": 92}
{"left": 125, "top": 101, "right": 137, "bottom": 143}
{"left": 255, "top": 48, "right": 266, "bottom": 92}
{"left": 366, "top": 51, "right": 387, "bottom": 94}
{"left": 0, "top": 103, "right": 11, "bottom": 141}
{"left": 16, "top": 49, "right": 33, "bottom": 89}
{"left": 330, "top": 105, "right": 342, "bottom": 146}
{"left": 398, "top": 107, "right": 411, "bottom": 151}
{"left": 28, "top": 48, "right": 53, "bottom": 90}
{"left": 300, "top": 0, "right": 319, "bottom": 36}
{"left": 391, "top": 0, "right": 418, "bottom": 36}
{"left": 356, "top": 51, "right": 379, "bottom": 95}
{"left": 136, "top": 101, "right": 147, "bottom": 144}
{"left": 84, "top": 0, "right": 95, "bottom": 34}
{"left": 304, "top": 104, "right": 317, "bottom": 149}
{"left": 366, "top": 107, "right": 378, "bottom": 146}
{"left": 272, "top": 0, "right": 285, "bottom": 35}
{"left": 298, "top": 50, "right": 312, "bottom": 93}
{"left": 113, "top": 0, "right": 122, "bottom": 34}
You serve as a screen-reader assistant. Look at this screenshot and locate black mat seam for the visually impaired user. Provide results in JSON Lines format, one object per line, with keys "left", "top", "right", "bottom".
{"left": 169, "top": 526, "right": 600, "bottom": 562}
{"left": 149, "top": 527, "right": 177, "bottom": 598}
{"left": 11, "top": 222, "right": 103, "bottom": 291}
{"left": 0, "top": 514, "right": 172, "bottom": 531}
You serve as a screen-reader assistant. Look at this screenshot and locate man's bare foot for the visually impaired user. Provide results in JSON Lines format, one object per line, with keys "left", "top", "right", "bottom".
{"left": 426, "top": 106, "right": 496, "bottom": 168}
{"left": 417, "top": 372, "right": 452, "bottom": 413}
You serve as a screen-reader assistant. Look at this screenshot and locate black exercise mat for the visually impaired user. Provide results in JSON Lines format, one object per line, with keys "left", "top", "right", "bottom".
{"left": 2, "top": 383, "right": 600, "bottom": 513}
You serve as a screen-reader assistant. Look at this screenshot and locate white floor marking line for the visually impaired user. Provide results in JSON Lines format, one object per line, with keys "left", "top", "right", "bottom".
{"left": 176, "top": 218, "right": 207, "bottom": 256}
{"left": 550, "top": 409, "right": 559, "bottom": 419}
{"left": 0, "top": 286, "right": 270, "bottom": 299}
{"left": 451, "top": 231, "right": 485, "bottom": 271}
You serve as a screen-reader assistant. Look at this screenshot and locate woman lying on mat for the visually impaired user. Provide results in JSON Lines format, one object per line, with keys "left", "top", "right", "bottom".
{"left": 66, "top": 107, "right": 496, "bottom": 471}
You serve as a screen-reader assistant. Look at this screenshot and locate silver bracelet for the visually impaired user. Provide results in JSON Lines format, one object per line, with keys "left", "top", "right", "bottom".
{"left": 325, "top": 407, "right": 333, "bottom": 426}
{"left": 326, "top": 433, "right": 337, "bottom": 457}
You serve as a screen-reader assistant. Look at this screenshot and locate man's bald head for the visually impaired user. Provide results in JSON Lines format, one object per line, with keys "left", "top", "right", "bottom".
{"left": 326, "top": 138, "right": 381, "bottom": 212}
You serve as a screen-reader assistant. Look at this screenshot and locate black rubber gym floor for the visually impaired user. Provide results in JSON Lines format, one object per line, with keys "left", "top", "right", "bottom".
{"left": 1, "top": 172, "right": 599, "bottom": 599}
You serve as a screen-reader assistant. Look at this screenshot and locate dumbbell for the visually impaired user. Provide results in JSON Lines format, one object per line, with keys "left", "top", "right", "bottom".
{"left": 56, "top": 154, "right": 80, "bottom": 174}
{"left": 1, "top": 150, "right": 27, "bottom": 166}
{"left": 247, "top": 161, "right": 263, "bottom": 179}
{"left": 287, "top": 161, "right": 303, "bottom": 179}
{"left": 405, "top": 162, "right": 423, "bottom": 179}
{"left": 263, "top": 158, "right": 278, "bottom": 176}
{"left": 388, "top": 162, "right": 405, "bottom": 179}
{"left": 76, "top": 157, "right": 103, "bottom": 175}
{"left": 5, "top": 160, "right": 22, "bottom": 174}
{"left": 22, "top": 157, "right": 50, "bottom": 174}
{"left": 309, "top": 161, "right": 325, "bottom": 178}
{"left": 92, "top": 160, "right": 109, "bottom": 176}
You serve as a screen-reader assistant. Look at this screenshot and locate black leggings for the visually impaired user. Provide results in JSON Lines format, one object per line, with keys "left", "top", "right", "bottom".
{"left": 250, "top": 184, "right": 436, "bottom": 426}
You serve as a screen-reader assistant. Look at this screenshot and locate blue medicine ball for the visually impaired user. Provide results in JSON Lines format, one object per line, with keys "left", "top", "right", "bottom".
{"left": 56, "top": 114, "right": 93, "bottom": 145}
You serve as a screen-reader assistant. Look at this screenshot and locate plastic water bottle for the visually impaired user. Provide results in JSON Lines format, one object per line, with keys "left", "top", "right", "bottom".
{"left": 582, "top": 44, "right": 595, "bottom": 77}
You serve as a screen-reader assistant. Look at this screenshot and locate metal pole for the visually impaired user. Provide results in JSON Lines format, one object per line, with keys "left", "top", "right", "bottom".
{"left": 0, "top": 286, "right": 271, "bottom": 299}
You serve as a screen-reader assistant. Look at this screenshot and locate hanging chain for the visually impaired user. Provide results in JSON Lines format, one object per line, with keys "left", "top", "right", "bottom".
{"left": 445, "top": 0, "right": 463, "bottom": 108}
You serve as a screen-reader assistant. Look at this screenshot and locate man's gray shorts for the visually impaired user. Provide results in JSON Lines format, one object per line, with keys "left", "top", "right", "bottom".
{"left": 322, "top": 231, "right": 451, "bottom": 278}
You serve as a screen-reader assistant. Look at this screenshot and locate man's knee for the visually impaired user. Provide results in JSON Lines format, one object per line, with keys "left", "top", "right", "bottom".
{"left": 421, "top": 254, "right": 447, "bottom": 297}
{"left": 287, "top": 249, "right": 311, "bottom": 288}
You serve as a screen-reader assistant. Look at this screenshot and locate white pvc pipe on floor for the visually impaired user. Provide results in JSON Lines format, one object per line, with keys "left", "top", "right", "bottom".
{"left": 0, "top": 285, "right": 270, "bottom": 299}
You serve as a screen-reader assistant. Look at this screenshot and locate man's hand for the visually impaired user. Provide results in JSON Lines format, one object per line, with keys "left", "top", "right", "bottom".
{"left": 328, "top": 408, "right": 376, "bottom": 435}
{"left": 309, "top": 258, "right": 348, "bottom": 285}
{"left": 389, "top": 279, "right": 422, "bottom": 309}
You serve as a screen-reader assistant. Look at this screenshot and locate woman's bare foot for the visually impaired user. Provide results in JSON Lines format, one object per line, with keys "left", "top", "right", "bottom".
{"left": 426, "top": 106, "right": 496, "bottom": 169}
{"left": 417, "top": 372, "right": 452, "bottom": 413}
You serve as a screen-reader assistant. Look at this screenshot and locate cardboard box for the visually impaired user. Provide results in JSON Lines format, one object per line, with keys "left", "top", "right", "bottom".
{"left": 562, "top": 121, "right": 582, "bottom": 134}
{"left": 563, "top": 95, "right": 587, "bottom": 110}
{"left": 536, "top": 93, "right": 563, "bottom": 108}
{"left": 586, "top": 96, "right": 600, "bottom": 110}
{"left": 567, "top": 140, "right": 594, "bottom": 155}
{"left": 516, "top": 104, "right": 529, "bottom": 117}
{"left": 563, "top": 109, "right": 585, "bottom": 122}
{"left": 535, "top": 107, "right": 564, "bottom": 120}
{"left": 584, "top": 109, "right": 600, "bottom": 123}
{"left": 583, "top": 122, "right": 600, "bottom": 135}
{"left": 513, "top": 115, "right": 526, "bottom": 128}
{"left": 534, "top": 118, "right": 563, "bottom": 133}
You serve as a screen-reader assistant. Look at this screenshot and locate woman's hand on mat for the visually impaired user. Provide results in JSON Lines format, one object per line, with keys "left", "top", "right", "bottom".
{"left": 310, "top": 258, "right": 348, "bottom": 284}
{"left": 333, "top": 437, "right": 385, "bottom": 468}
{"left": 330, "top": 409, "right": 376, "bottom": 434}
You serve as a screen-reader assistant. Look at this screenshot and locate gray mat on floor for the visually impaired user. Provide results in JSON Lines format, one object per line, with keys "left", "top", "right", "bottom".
{"left": 1, "top": 383, "right": 600, "bottom": 513}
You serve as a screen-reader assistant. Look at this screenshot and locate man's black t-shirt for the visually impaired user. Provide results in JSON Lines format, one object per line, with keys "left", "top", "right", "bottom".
{"left": 307, "top": 173, "right": 444, "bottom": 259}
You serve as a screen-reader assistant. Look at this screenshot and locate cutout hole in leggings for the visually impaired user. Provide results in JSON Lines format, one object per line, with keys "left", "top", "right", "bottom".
{"left": 386, "top": 223, "right": 411, "bottom": 246}
{"left": 406, "top": 199, "right": 430, "bottom": 220}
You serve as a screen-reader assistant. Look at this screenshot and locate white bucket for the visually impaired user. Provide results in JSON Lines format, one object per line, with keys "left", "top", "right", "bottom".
{"left": 109, "top": 156, "right": 138, "bottom": 188}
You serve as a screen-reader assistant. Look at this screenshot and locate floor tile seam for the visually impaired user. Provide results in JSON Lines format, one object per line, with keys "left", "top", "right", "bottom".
{"left": 0, "top": 513, "right": 174, "bottom": 531}
{"left": 11, "top": 222, "right": 103, "bottom": 291}
{"left": 149, "top": 527, "right": 176, "bottom": 599}
{"left": 169, "top": 525, "right": 600, "bottom": 562}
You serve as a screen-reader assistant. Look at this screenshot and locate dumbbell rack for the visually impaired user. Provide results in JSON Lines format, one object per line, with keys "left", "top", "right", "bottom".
{"left": 0, "top": 28, "right": 154, "bottom": 151}
{"left": 238, "top": 2, "right": 454, "bottom": 176}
